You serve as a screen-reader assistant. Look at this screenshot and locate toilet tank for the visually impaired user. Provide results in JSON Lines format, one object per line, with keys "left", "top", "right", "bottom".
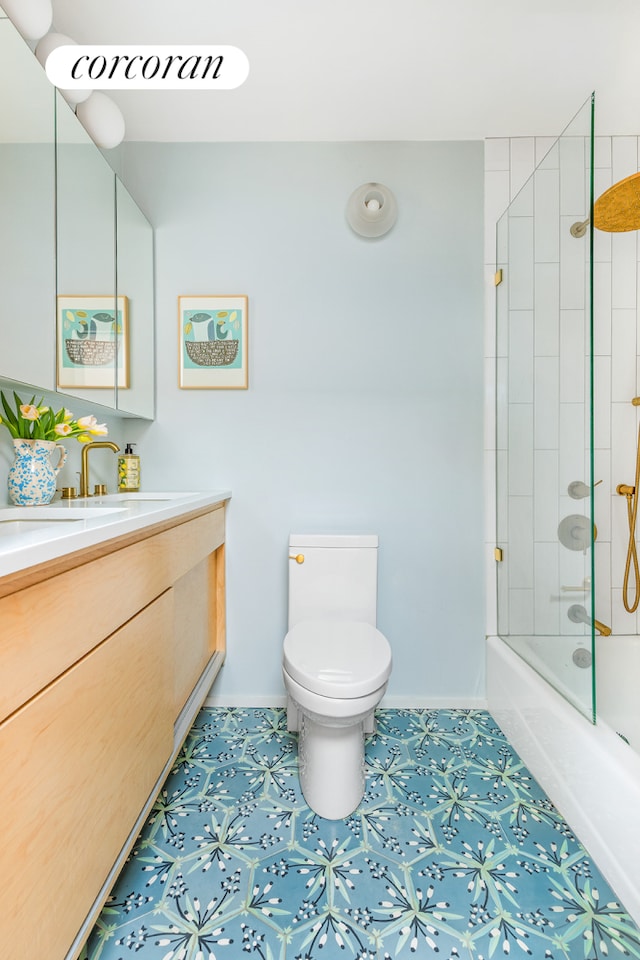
{"left": 288, "top": 533, "right": 378, "bottom": 628}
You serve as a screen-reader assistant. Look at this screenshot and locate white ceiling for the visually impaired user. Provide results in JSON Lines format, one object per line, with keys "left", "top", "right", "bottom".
{"left": 46, "top": 0, "right": 640, "bottom": 142}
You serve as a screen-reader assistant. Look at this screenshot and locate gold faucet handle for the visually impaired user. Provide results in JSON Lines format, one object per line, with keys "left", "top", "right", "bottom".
{"left": 289, "top": 553, "right": 305, "bottom": 564}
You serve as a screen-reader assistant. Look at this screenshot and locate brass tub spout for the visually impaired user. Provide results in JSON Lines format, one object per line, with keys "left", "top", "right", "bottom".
{"left": 567, "top": 604, "right": 611, "bottom": 636}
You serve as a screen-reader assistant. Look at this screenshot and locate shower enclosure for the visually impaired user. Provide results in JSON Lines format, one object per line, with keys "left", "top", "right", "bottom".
{"left": 495, "top": 91, "right": 640, "bottom": 755}
{"left": 491, "top": 93, "right": 640, "bottom": 924}
{"left": 495, "top": 95, "right": 598, "bottom": 722}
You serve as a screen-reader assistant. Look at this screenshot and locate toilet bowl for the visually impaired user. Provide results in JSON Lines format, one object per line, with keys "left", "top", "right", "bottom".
{"left": 283, "top": 534, "right": 392, "bottom": 820}
{"left": 283, "top": 621, "right": 391, "bottom": 819}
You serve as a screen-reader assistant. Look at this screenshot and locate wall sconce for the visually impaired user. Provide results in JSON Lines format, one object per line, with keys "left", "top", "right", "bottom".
{"left": 1, "top": 0, "right": 52, "bottom": 41}
{"left": 346, "top": 182, "right": 397, "bottom": 238}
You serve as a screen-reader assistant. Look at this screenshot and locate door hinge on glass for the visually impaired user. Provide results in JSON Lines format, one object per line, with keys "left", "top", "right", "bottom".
{"left": 494, "top": 547, "right": 503, "bottom": 561}
{"left": 494, "top": 269, "right": 503, "bottom": 286}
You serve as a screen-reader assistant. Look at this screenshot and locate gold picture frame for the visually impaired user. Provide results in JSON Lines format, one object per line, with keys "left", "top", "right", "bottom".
{"left": 57, "top": 295, "right": 129, "bottom": 389}
{"left": 178, "top": 295, "right": 248, "bottom": 389}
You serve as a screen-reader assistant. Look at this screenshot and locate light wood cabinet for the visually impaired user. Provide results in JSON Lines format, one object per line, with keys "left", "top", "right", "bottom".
{"left": 0, "top": 501, "right": 227, "bottom": 960}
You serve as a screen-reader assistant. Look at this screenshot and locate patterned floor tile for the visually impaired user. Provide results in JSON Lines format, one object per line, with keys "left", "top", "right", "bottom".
{"left": 80, "top": 709, "right": 640, "bottom": 960}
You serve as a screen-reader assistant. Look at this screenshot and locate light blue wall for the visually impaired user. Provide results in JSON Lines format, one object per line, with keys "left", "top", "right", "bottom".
{"left": 121, "top": 141, "right": 485, "bottom": 705}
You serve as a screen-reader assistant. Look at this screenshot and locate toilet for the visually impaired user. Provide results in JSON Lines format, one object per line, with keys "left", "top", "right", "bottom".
{"left": 282, "top": 533, "right": 392, "bottom": 819}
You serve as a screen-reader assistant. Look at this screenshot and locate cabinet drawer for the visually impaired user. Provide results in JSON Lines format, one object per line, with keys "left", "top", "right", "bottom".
{"left": 0, "top": 505, "right": 224, "bottom": 722}
{"left": 173, "top": 551, "right": 222, "bottom": 714}
{"left": 0, "top": 590, "right": 173, "bottom": 959}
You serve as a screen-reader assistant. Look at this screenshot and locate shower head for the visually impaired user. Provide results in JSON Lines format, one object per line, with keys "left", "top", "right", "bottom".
{"left": 594, "top": 171, "right": 640, "bottom": 232}
{"left": 570, "top": 170, "right": 640, "bottom": 237}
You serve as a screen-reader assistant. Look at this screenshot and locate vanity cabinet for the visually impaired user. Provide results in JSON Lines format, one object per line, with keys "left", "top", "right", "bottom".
{"left": 0, "top": 501, "right": 227, "bottom": 960}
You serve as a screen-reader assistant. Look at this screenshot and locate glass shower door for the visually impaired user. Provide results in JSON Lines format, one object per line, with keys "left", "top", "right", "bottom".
{"left": 495, "top": 95, "right": 596, "bottom": 721}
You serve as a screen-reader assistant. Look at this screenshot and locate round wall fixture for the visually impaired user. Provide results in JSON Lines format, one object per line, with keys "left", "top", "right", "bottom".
{"left": 1, "top": 0, "right": 52, "bottom": 40}
{"left": 558, "top": 514, "right": 595, "bottom": 551}
{"left": 76, "top": 93, "right": 126, "bottom": 149}
{"left": 346, "top": 182, "right": 397, "bottom": 238}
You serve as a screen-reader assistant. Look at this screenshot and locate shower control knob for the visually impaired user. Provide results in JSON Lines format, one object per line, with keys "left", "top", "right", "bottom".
{"left": 289, "top": 553, "right": 305, "bottom": 564}
{"left": 558, "top": 514, "right": 595, "bottom": 551}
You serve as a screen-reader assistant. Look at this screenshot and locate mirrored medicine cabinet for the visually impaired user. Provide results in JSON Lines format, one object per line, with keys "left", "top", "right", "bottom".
{"left": 0, "top": 14, "right": 155, "bottom": 419}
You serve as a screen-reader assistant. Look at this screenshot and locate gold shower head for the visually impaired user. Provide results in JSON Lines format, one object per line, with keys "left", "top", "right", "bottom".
{"left": 594, "top": 171, "right": 640, "bottom": 233}
{"left": 570, "top": 170, "right": 640, "bottom": 236}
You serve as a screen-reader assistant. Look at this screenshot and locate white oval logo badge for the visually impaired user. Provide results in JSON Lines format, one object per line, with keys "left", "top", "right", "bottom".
{"left": 46, "top": 45, "right": 249, "bottom": 90}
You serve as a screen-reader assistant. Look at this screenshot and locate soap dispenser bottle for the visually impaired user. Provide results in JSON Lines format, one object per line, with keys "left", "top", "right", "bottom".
{"left": 118, "top": 443, "right": 140, "bottom": 493}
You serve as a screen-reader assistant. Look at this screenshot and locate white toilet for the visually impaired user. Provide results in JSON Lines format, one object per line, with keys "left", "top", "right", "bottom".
{"left": 282, "top": 533, "right": 392, "bottom": 820}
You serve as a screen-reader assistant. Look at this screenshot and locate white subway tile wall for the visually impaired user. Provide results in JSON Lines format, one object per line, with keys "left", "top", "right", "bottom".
{"left": 485, "top": 134, "right": 640, "bottom": 641}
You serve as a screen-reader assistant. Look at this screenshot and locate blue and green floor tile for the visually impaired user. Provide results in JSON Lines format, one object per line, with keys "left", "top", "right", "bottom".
{"left": 80, "top": 708, "right": 640, "bottom": 959}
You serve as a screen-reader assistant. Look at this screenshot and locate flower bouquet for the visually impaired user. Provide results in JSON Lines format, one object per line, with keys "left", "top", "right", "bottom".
{"left": 0, "top": 390, "right": 108, "bottom": 443}
{"left": 1, "top": 390, "right": 108, "bottom": 505}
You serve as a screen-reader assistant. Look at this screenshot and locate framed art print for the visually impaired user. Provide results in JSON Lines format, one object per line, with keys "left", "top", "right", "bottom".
{"left": 57, "top": 295, "right": 129, "bottom": 389}
{"left": 179, "top": 295, "right": 248, "bottom": 389}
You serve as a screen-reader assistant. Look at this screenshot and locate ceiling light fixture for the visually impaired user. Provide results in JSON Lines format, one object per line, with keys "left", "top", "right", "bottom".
{"left": 3, "top": 3, "right": 125, "bottom": 148}
{"left": 346, "top": 182, "right": 397, "bottom": 238}
{"left": 35, "top": 32, "right": 91, "bottom": 105}
{"left": 76, "top": 92, "right": 126, "bottom": 149}
{"left": 1, "top": 0, "right": 52, "bottom": 41}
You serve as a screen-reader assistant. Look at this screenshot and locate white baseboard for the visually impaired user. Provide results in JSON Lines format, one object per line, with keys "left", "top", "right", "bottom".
{"left": 205, "top": 694, "right": 287, "bottom": 708}
{"left": 381, "top": 695, "right": 488, "bottom": 710}
{"left": 204, "top": 693, "right": 488, "bottom": 710}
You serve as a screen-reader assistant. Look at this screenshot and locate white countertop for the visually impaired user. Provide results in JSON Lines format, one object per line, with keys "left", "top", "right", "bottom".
{"left": 0, "top": 491, "right": 231, "bottom": 579}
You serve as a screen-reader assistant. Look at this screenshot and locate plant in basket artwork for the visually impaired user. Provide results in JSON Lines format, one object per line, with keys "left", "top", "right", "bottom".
{"left": 179, "top": 295, "right": 248, "bottom": 389}
{"left": 57, "top": 296, "right": 129, "bottom": 389}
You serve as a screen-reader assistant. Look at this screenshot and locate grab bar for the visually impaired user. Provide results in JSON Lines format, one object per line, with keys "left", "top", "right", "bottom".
{"left": 561, "top": 577, "right": 591, "bottom": 592}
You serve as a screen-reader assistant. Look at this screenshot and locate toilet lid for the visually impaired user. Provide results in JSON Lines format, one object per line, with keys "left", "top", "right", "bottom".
{"left": 283, "top": 620, "right": 392, "bottom": 699}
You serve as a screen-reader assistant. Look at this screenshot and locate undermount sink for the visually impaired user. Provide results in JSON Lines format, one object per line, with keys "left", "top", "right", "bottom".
{"left": 0, "top": 518, "right": 80, "bottom": 537}
{"left": 0, "top": 490, "right": 229, "bottom": 579}
{"left": 94, "top": 492, "right": 198, "bottom": 503}
{"left": 0, "top": 506, "right": 127, "bottom": 521}
{"left": 0, "top": 492, "right": 219, "bottom": 551}
{"left": 0, "top": 507, "right": 127, "bottom": 536}
{"left": 0, "top": 495, "right": 200, "bottom": 531}
{"left": 107, "top": 497, "right": 173, "bottom": 504}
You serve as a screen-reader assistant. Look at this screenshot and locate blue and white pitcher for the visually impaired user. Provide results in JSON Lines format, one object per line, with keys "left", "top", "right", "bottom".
{"left": 7, "top": 438, "right": 67, "bottom": 505}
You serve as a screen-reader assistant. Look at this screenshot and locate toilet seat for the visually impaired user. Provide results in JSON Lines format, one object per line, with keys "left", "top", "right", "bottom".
{"left": 283, "top": 620, "right": 392, "bottom": 699}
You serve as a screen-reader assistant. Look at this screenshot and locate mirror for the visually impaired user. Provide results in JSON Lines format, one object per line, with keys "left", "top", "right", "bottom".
{"left": 115, "top": 178, "right": 155, "bottom": 418}
{"left": 0, "top": 12, "right": 155, "bottom": 420}
{"left": 55, "top": 90, "right": 117, "bottom": 409}
{"left": 0, "top": 15, "right": 56, "bottom": 390}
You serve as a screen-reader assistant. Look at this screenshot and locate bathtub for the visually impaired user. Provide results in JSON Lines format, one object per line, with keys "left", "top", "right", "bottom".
{"left": 487, "top": 634, "right": 640, "bottom": 927}
{"left": 497, "top": 633, "right": 640, "bottom": 747}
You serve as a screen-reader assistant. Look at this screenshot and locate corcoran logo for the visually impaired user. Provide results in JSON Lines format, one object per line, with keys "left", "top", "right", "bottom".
{"left": 45, "top": 45, "right": 249, "bottom": 90}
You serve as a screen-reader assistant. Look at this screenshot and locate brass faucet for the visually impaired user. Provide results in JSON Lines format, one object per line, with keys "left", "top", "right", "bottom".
{"left": 594, "top": 618, "right": 612, "bottom": 637}
{"left": 79, "top": 441, "right": 121, "bottom": 497}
